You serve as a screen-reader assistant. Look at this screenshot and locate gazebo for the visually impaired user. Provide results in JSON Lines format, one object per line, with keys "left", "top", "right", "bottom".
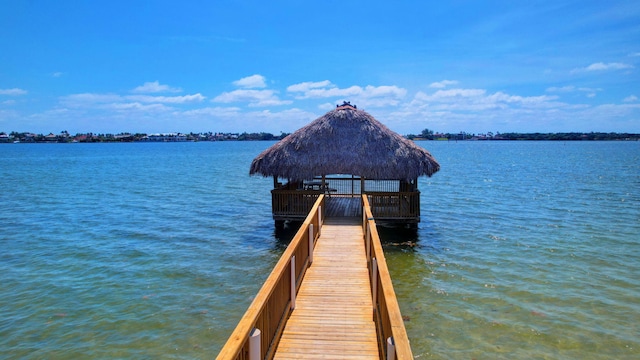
{"left": 250, "top": 102, "right": 440, "bottom": 226}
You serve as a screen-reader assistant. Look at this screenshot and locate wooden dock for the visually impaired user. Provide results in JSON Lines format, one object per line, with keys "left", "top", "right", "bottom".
{"left": 217, "top": 195, "right": 413, "bottom": 360}
{"left": 324, "top": 196, "right": 362, "bottom": 218}
{"left": 274, "top": 217, "right": 378, "bottom": 359}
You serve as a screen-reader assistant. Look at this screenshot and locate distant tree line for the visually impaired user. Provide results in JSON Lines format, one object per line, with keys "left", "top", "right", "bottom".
{"left": 0, "top": 131, "right": 291, "bottom": 143}
{"left": 2, "top": 129, "right": 638, "bottom": 143}
{"left": 406, "top": 129, "right": 640, "bottom": 141}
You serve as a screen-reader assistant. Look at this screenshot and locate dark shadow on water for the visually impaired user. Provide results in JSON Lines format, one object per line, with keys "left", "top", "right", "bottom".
{"left": 272, "top": 221, "right": 302, "bottom": 251}
{"left": 377, "top": 217, "right": 448, "bottom": 255}
{"left": 376, "top": 224, "right": 420, "bottom": 252}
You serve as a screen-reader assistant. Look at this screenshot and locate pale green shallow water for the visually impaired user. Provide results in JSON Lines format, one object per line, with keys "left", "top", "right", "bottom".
{"left": 1, "top": 141, "right": 638, "bottom": 359}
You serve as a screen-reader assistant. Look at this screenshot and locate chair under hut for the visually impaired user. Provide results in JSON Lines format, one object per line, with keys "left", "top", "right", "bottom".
{"left": 250, "top": 102, "right": 440, "bottom": 226}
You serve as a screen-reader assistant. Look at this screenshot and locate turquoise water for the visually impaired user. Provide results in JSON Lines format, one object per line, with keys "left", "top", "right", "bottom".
{"left": 1, "top": 141, "right": 638, "bottom": 359}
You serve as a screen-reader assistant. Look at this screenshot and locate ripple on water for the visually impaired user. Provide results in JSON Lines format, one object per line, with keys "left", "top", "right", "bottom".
{"left": 2, "top": 141, "right": 639, "bottom": 359}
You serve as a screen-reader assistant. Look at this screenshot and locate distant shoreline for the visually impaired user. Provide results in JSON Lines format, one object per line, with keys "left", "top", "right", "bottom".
{"left": 2, "top": 131, "right": 639, "bottom": 143}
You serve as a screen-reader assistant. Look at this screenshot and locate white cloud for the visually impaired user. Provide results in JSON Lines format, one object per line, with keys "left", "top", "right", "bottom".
{"left": 127, "top": 94, "right": 205, "bottom": 103}
{"left": 356, "top": 85, "right": 407, "bottom": 107}
{"left": 546, "top": 86, "right": 576, "bottom": 92}
{"left": 578, "top": 87, "right": 602, "bottom": 93}
{"left": 624, "top": 95, "right": 638, "bottom": 102}
{"left": 52, "top": 72, "right": 63, "bottom": 78}
{"left": 132, "top": 81, "right": 182, "bottom": 93}
{"left": 0, "top": 88, "right": 28, "bottom": 96}
{"left": 212, "top": 89, "right": 291, "bottom": 107}
{"left": 586, "top": 62, "right": 633, "bottom": 71}
{"left": 108, "top": 102, "right": 173, "bottom": 112}
{"left": 295, "top": 85, "right": 362, "bottom": 99}
{"left": 571, "top": 62, "right": 634, "bottom": 73}
{"left": 179, "top": 106, "right": 317, "bottom": 133}
{"left": 232, "top": 74, "right": 267, "bottom": 89}
{"left": 318, "top": 102, "right": 335, "bottom": 111}
{"left": 363, "top": 85, "right": 407, "bottom": 98}
{"left": 182, "top": 106, "right": 243, "bottom": 117}
{"left": 416, "top": 88, "right": 487, "bottom": 101}
{"left": 546, "top": 86, "right": 601, "bottom": 98}
{"left": 62, "top": 92, "right": 205, "bottom": 106}
{"left": 429, "top": 80, "right": 459, "bottom": 88}
{"left": 411, "top": 88, "right": 559, "bottom": 113}
{"left": 287, "top": 82, "right": 407, "bottom": 107}
{"left": 287, "top": 80, "right": 334, "bottom": 93}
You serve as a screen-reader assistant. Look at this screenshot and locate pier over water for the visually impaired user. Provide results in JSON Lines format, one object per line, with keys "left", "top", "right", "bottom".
{"left": 217, "top": 195, "right": 413, "bottom": 359}
{"left": 221, "top": 104, "right": 438, "bottom": 359}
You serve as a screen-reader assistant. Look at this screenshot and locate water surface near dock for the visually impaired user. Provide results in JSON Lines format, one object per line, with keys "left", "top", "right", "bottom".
{"left": 1, "top": 141, "right": 638, "bottom": 359}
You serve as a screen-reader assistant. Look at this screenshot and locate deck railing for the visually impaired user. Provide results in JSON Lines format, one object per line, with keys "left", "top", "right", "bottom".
{"left": 366, "top": 192, "right": 420, "bottom": 220}
{"left": 216, "top": 195, "right": 325, "bottom": 360}
{"left": 272, "top": 187, "right": 420, "bottom": 222}
{"left": 271, "top": 190, "right": 321, "bottom": 219}
{"left": 362, "top": 195, "right": 414, "bottom": 360}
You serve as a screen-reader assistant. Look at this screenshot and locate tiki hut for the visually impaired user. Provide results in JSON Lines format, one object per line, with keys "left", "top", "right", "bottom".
{"left": 250, "top": 102, "right": 440, "bottom": 225}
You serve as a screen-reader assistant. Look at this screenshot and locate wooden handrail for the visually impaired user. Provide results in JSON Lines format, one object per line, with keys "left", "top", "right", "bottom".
{"left": 362, "top": 195, "right": 414, "bottom": 360}
{"left": 217, "top": 195, "right": 325, "bottom": 360}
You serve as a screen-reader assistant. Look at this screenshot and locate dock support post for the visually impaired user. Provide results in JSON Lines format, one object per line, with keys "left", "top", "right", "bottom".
{"left": 386, "top": 336, "right": 396, "bottom": 360}
{"left": 308, "top": 224, "right": 314, "bottom": 264}
{"left": 249, "top": 328, "right": 261, "bottom": 360}
{"left": 318, "top": 206, "right": 322, "bottom": 230}
{"left": 290, "top": 256, "right": 296, "bottom": 310}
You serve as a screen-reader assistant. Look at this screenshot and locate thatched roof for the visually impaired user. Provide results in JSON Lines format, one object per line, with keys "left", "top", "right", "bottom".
{"left": 249, "top": 105, "right": 440, "bottom": 181}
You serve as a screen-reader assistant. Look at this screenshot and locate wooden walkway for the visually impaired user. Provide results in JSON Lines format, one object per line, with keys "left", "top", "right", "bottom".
{"left": 324, "top": 196, "right": 362, "bottom": 218}
{"left": 274, "top": 216, "right": 378, "bottom": 359}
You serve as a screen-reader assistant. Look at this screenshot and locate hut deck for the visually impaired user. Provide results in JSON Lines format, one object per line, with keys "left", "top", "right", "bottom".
{"left": 324, "top": 196, "right": 362, "bottom": 218}
{"left": 274, "top": 217, "right": 378, "bottom": 359}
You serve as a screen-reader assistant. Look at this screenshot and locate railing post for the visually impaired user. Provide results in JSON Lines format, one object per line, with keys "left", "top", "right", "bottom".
{"left": 249, "top": 328, "right": 261, "bottom": 360}
{"left": 366, "top": 222, "right": 371, "bottom": 259}
{"left": 290, "top": 256, "right": 296, "bottom": 310}
{"left": 386, "top": 336, "right": 396, "bottom": 360}
{"left": 362, "top": 208, "right": 366, "bottom": 227}
{"left": 308, "top": 224, "right": 314, "bottom": 264}
{"left": 371, "top": 257, "right": 378, "bottom": 310}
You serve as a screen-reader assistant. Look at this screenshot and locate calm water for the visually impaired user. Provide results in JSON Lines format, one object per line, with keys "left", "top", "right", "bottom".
{"left": 1, "top": 141, "right": 638, "bottom": 359}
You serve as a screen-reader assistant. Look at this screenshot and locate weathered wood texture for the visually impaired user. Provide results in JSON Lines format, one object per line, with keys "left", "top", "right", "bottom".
{"left": 325, "top": 196, "right": 362, "bottom": 218}
{"left": 274, "top": 217, "right": 379, "bottom": 360}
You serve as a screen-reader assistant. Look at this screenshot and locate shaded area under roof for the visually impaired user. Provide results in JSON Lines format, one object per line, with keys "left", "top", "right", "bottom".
{"left": 250, "top": 105, "right": 440, "bottom": 181}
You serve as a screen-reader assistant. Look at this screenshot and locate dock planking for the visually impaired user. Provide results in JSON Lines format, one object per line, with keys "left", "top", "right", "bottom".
{"left": 324, "top": 196, "right": 362, "bottom": 218}
{"left": 273, "top": 216, "right": 379, "bottom": 359}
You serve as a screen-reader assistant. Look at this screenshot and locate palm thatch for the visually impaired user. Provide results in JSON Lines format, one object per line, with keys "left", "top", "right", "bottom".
{"left": 250, "top": 105, "right": 440, "bottom": 181}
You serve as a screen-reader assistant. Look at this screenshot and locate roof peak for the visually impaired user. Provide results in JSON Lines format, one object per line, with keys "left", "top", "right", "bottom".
{"left": 336, "top": 101, "right": 357, "bottom": 110}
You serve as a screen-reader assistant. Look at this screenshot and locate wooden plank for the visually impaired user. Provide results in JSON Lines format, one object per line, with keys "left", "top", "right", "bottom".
{"left": 274, "top": 219, "right": 379, "bottom": 360}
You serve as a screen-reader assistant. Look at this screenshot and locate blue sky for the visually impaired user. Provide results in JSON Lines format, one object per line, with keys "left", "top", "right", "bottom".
{"left": 1, "top": 0, "right": 639, "bottom": 135}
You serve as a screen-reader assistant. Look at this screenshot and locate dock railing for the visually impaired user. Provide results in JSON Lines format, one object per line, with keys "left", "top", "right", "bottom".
{"left": 272, "top": 178, "right": 420, "bottom": 223}
{"left": 362, "top": 195, "right": 414, "bottom": 360}
{"left": 216, "top": 195, "right": 325, "bottom": 360}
